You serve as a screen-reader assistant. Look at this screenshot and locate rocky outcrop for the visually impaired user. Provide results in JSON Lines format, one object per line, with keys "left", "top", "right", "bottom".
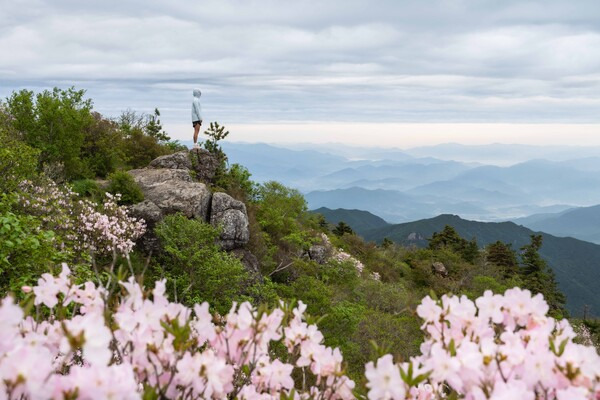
{"left": 308, "top": 245, "right": 329, "bottom": 264}
{"left": 130, "top": 200, "right": 163, "bottom": 227}
{"left": 189, "top": 148, "right": 219, "bottom": 182}
{"left": 431, "top": 261, "right": 448, "bottom": 277}
{"left": 128, "top": 168, "right": 211, "bottom": 220}
{"left": 210, "top": 192, "right": 250, "bottom": 250}
{"left": 128, "top": 149, "right": 250, "bottom": 254}
{"left": 149, "top": 151, "right": 192, "bottom": 170}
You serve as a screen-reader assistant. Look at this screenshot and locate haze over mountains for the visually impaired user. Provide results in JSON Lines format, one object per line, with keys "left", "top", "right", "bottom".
{"left": 222, "top": 141, "right": 600, "bottom": 232}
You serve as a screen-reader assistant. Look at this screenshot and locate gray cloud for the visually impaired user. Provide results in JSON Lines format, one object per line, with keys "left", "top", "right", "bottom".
{"left": 1, "top": 0, "right": 600, "bottom": 128}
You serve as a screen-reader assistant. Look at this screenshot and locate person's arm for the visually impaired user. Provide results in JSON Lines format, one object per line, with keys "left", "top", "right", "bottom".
{"left": 193, "top": 101, "right": 202, "bottom": 121}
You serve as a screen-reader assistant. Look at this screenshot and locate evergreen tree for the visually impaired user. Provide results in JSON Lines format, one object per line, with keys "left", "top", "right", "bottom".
{"left": 428, "top": 225, "right": 479, "bottom": 263}
{"left": 332, "top": 221, "right": 354, "bottom": 236}
{"left": 520, "top": 235, "right": 567, "bottom": 318}
{"left": 486, "top": 241, "right": 519, "bottom": 278}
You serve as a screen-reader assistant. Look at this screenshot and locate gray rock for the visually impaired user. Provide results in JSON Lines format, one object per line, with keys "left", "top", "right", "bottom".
{"left": 128, "top": 168, "right": 211, "bottom": 220}
{"left": 308, "top": 245, "right": 329, "bottom": 264}
{"left": 129, "top": 200, "right": 163, "bottom": 226}
{"left": 407, "top": 232, "right": 424, "bottom": 241}
{"left": 210, "top": 192, "right": 249, "bottom": 250}
{"left": 128, "top": 168, "right": 192, "bottom": 190}
{"left": 149, "top": 151, "right": 192, "bottom": 170}
{"left": 230, "top": 248, "right": 261, "bottom": 276}
{"left": 431, "top": 261, "right": 448, "bottom": 277}
{"left": 189, "top": 148, "right": 219, "bottom": 183}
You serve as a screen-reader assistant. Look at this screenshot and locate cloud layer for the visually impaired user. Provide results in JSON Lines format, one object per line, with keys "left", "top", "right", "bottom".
{"left": 1, "top": 0, "right": 600, "bottom": 135}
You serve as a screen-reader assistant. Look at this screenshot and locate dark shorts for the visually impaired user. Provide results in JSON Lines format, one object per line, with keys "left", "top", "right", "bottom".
{"left": 193, "top": 120, "right": 202, "bottom": 127}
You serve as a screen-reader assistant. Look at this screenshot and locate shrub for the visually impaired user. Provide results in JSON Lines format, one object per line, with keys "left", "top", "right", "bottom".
{"left": 6, "top": 87, "right": 93, "bottom": 179}
{"left": 0, "top": 124, "right": 39, "bottom": 193}
{"left": 71, "top": 179, "right": 104, "bottom": 200}
{"left": 106, "top": 170, "right": 144, "bottom": 205}
{"left": 0, "top": 201, "right": 61, "bottom": 295}
{"left": 153, "top": 214, "right": 250, "bottom": 314}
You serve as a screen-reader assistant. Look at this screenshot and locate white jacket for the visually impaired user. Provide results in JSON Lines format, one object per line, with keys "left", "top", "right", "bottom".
{"left": 192, "top": 89, "right": 202, "bottom": 122}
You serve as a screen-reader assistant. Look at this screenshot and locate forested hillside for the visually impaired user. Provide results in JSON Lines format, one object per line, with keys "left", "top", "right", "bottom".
{"left": 362, "top": 214, "right": 600, "bottom": 316}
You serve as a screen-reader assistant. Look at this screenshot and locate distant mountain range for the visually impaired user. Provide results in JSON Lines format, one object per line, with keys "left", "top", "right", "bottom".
{"left": 313, "top": 209, "right": 600, "bottom": 317}
{"left": 513, "top": 205, "right": 600, "bottom": 244}
{"left": 222, "top": 142, "right": 600, "bottom": 222}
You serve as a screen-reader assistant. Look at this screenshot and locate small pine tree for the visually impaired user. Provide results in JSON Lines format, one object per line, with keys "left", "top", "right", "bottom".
{"left": 520, "top": 235, "right": 567, "bottom": 318}
{"left": 332, "top": 221, "right": 354, "bottom": 236}
{"left": 428, "top": 225, "right": 479, "bottom": 263}
{"left": 381, "top": 237, "right": 394, "bottom": 249}
{"left": 145, "top": 108, "right": 170, "bottom": 142}
{"left": 486, "top": 241, "right": 519, "bottom": 278}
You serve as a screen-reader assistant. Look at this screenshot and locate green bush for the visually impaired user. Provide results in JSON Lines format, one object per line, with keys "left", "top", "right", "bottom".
{"left": 107, "top": 171, "right": 144, "bottom": 205}
{"left": 72, "top": 179, "right": 104, "bottom": 200}
{"left": 0, "top": 197, "right": 62, "bottom": 296}
{"left": 153, "top": 214, "right": 250, "bottom": 314}
{"left": 6, "top": 88, "right": 93, "bottom": 180}
{"left": 0, "top": 124, "right": 39, "bottom": 193}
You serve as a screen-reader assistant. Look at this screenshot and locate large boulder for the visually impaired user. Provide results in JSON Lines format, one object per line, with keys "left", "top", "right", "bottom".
{"left": 210, "top": 192, "right": 249, "bottom": 250}
{"left": 129, "top": 200, "right": 163, "bottom": 227}
{"left": 190, "top": 148, "right": 219, "bottom": 183}
{"left": 308, "top": 245, "right": 329, "bottom": 264}
{"left": 129, "top": 200, "right": 163, "bottom": 253}
{"left": 128, "top": 168, "right": 212, "bottom": 220}
{"left": 149, "top": 151, "right": 192, "bottom": 170}
{"left": 431, "top": 261, "right": 448, "bottom": 277}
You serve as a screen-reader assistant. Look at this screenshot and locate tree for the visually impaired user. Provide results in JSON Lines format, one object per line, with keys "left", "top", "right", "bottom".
{"left": 381, "top": 237, "right": 394, "bottom": 249}
{"left": 428, "top": 225, "right": 479, "bottom": 263}
{"left": 202, "top": 122, "right": 230, "bottom": 184}
{"left": 520, "top": 234, "right": 567, "bottom": 318}
{"left": 154, "top": 214, "right": 249, "bottom": 314}
{"left": 486, "top": 241, "right": 519, "bottom": 278}
{"left": 333, "top": 221, "right": 354, "bottom": 237}
{"left": 144, "top": 108, "right": 171, "bottom": 142}
{"left": 0, "top": 108, "right": 40, "bottom": 192}
{"left": 6, "top": 87, "right": 93, "bottom": 179}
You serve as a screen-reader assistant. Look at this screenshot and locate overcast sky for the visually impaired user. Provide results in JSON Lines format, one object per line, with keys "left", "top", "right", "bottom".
{"left": 1, "top": 0, "right": 599, "bottom": 145}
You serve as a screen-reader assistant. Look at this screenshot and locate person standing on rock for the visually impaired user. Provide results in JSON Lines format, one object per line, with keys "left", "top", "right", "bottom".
{"left": 192, "top": 88, "right": 203, "bottom": 148}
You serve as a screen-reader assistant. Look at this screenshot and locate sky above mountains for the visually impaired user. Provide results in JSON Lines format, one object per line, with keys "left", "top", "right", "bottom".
{"left": 1, "top": 0, "right": 600, "bottom": 144}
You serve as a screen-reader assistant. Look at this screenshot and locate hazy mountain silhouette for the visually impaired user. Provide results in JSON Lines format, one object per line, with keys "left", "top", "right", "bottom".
{"left": 514, "top": 205, "right": 600, "bottom": 244}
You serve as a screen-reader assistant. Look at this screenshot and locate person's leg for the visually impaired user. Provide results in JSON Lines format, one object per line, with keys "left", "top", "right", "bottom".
{"left": 193, "top": 123, "right": 200, "bottom": 144}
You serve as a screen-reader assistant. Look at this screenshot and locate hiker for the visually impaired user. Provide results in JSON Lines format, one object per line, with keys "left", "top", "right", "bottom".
{"left": 192, "top": 88, "right": 202, "bottom": 148}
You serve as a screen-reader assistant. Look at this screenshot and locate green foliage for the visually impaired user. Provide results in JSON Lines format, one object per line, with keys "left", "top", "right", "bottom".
{"left": 217, "top": 163, "right": 256, "bottom": 200}
{"left": 4, "top": 89, "right": 180, "bottom": 180}
{"left": 81, "top": 112, "right": 126, "bottom": 178}
{"left": 107, "top": 171, "right": 144, "bottom": 205}
{"left": 0, "top": 123, "right": 40, "bottom": 193}
{"left": 255, "top": 181, "right": 310, "bottom": 242}
{"left": 381, "top": 238, "right": 394, "bottom": 249}
{"left": 332, "top": 221, "right": 354, "bottom": 236}
{"left": 0, "top": 196, "right": 61, "bottom": 295}
{"left": 119, "top": 118, "right": 171, "bottom": 170}
{"left": 520, "top": 234, "right": 567, "bottom": 318}
{"left": 202, "top": 122, "right": 229, "bottom": 183}
{"left": 428, "top": 225, "right": 479, "bottom": 263}
{"left": 144, "top": 108, "right": 170, "bottom": 142}
{"left": 6, "top": 87, "right": 93, "bottom": 179}
{"left": 153, "top": 214, "right": 250, "bottom": 314}
{"left": 486, "top": 241, "right": 519, "bottom": 278}
{"left": 71, "top": 179, "right": 104, "bottom": 200}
